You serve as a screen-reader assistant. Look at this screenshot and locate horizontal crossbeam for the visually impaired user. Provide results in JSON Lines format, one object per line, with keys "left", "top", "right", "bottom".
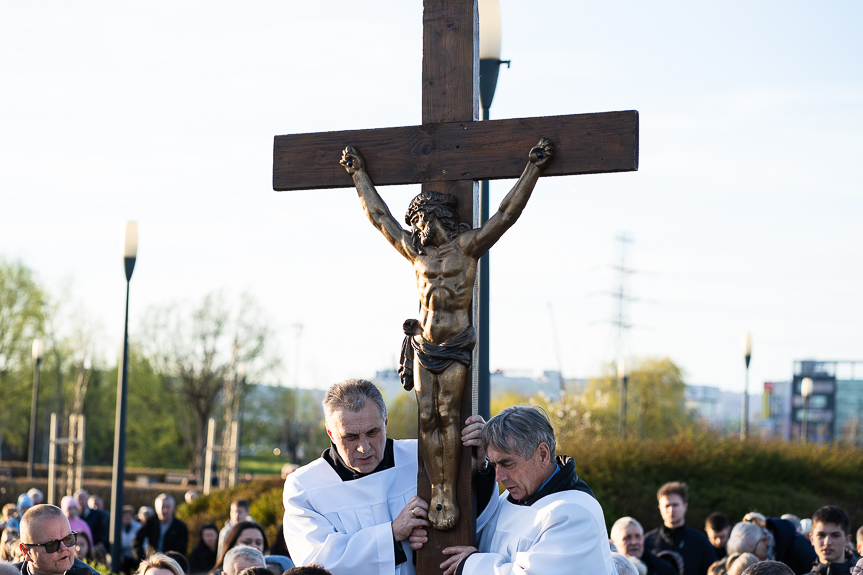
{"left": 273, "top": 110, "right": 638, "bottom": 191}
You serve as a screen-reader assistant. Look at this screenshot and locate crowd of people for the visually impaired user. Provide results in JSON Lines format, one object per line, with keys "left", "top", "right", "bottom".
{"left": 1, "top": 378, "right": 862, "bottom": 575}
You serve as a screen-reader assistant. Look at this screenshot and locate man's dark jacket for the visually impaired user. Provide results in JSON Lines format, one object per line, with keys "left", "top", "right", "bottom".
{"left": 80, "top": 507, "right": 110, "bottom": 548}
{"left": 642, "top": 549, "right": 677, "bottom": 575}
{"left": 765, "top": 517, "right": 818, "bottom": 575}
{"left": 14, "top": 558, "right": 100, "bottom": 575}
{"left": 132, "top": 515, "right": 189, "bottom": 559}
{"left": 644, "top": 523, "right": 717, "bottom": 575}
{"left": 808, "top": 555, "right": 857, "bottom": 575}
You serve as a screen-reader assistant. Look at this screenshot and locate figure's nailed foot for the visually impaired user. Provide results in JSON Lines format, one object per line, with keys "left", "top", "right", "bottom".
{"left": 428, "top": 483, "right": 459, "bottom": 531}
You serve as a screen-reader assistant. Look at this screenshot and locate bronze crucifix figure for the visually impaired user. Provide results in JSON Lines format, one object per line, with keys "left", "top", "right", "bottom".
{"left": 339, "top": 139, "right": 553, "bottom": 531}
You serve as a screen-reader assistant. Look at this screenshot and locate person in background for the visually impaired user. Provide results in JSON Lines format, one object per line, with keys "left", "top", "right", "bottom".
{"left": 217, "top": 501, "right": 254, "bottom": 558}
{"left": 7, "top": 495, "right": 34, "bottom": 531}
{"left": 59, "top": 497, "right": 93, "bottom": 551}
{"left": 283, "top": 566, "right": 332, "bottom": 575}
{"left": 135, "top": 552, "right": 185, "bottom": 575}
{"left": 782, "top": 516, "right": 804, "bottom": 536}
{"left": 26, "top": 490, "right": 44, "bottom": 507}
{"left": 808, "top": 506, "right": 856, "bottom": 575}
{"left": 188, "top": 524, "right": 219, "bottom": 575}
{"left": 2, "top": 504, "right": 18, "bottom": 531}
{"left": 644, "top": 482, "right": 716, "bottom": 575}
{"left": 133, "top": 494, "right": 189, "bottom": 560}
{"left": 74, "top": 531, "right": 94, "bottom": 564}
{"left": 212, "top": 523, "right": 267, "bottom": 575}
{"left": 0, "top": 526, "right": 20, "bottom": 561}
{"left": 610, "top": 517, "right": 675, "bottom": 575}
{"left": 706, "top": 514, "right": 731, "bottom": 560}
{"left": 120, "top": 505, "right": 142, "bottom": 573}
{"left": 222, "top": 547, "right": 266, "bottom": 575}
{"left": 86, "top": 497, "right": 104, "bottom": 513}
{"left": 741, "top": 562, "right": 795, "bottom": 575}
{"left": 74, "top": 491, "right": 109, "bottom": 550}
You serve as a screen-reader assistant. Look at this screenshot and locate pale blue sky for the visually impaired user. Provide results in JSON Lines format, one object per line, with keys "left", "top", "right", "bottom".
{"left": 1, "top": 1, "right": 861, "bottom": 392}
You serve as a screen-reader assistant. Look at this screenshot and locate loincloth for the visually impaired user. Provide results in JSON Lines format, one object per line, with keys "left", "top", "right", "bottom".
{"left": 398, "top": 324, "right": 476, "bottom": 391}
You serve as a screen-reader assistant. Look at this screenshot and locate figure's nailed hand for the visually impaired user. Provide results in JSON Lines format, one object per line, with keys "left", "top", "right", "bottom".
{"left": 462, "top": 415, "right": 487, "bottom": 469}
{"left": 340, "top": 145, "right": 365, "bottom": 175}
{"left": 403, "top": 318, "right": 420, "bottom": 336}
{"left": 529, "top": 138, "right": 554, "bottom": 170}
{"left": 392, "top": 496, "right": 430, "bottom": 542}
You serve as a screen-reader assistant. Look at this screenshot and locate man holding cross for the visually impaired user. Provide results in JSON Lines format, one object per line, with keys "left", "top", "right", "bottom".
{"left": 340, "top": 138, "right": 553, "bottom": 531}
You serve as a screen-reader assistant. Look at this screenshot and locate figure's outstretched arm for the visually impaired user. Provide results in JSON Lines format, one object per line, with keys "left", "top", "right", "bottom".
{"left": 461, "top": 138, "right": 554, "bottom": 258}
{"left": 341, "top": 146, "right": 416, "bottom": 262}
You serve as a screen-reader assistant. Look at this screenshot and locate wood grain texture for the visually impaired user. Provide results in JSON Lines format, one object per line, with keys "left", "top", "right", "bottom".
{"left": 273, "top": 111, "right": 639, "bottom": 191}
{"left": 422, "top": 0, "right": 477, "bottom": 124}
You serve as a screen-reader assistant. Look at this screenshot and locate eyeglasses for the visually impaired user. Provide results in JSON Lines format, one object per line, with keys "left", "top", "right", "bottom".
{"left": 24, "top": 532, "right": 77, "bottom": 554}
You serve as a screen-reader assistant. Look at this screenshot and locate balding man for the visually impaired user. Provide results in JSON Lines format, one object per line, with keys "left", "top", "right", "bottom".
{"left": 440, "top": 405, "right": 615, "bottom": 575}
{"left": 132, "top": 494, "right": 188, "bottom": 560}
{"left": 72, "top": 491, "right": 108, "bottom": 550}
{"left": 13, "top": 504, "right": 99, "bottom": 575}
{"left": 610, "top": 517, "right": 676, "bottom": 575}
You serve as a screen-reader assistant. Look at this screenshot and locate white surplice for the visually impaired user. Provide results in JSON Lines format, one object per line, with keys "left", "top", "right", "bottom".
{"left": 461, "top": 489, "right": 616, "bottom": 575}
{"left": 282, "top": 439, "right": 418, "bottom": 575}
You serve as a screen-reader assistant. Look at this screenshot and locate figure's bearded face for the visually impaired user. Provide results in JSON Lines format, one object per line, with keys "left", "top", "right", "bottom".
{"left": 411, "top": 212, "right": 437, "bottom": 246}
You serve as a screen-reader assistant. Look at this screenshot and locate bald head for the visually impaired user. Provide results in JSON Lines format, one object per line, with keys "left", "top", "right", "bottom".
{"left": 20, "top": 505, "right": 67, "bottom": 543}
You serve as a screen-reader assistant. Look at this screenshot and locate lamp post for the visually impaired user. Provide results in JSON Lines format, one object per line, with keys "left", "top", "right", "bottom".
{"left": 618, "top": 359, "right": 628, "bottom": 438}
{"left": 801, "top": 377, "right": 813, "bottom": 444}
{"left": 27, "top": 338, "right": 45, "bottom": 479}
{"left": 110, "top": 222, "right": 136, "bottom": 573}
{"left": 741, "top": 333, "right": 752, "bottom": 440}
{"left": 477, "top": 0, "right": 510, "bottom": 420}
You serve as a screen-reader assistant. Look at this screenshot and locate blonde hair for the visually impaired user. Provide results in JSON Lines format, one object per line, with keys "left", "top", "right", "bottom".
{"left": 135, "top": 553, "right": 184, "bottom": 575}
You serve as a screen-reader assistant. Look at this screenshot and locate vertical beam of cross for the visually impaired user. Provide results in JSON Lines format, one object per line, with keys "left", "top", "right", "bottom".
{"left": 415, "top": 1, "right": 479, "bottom": 573}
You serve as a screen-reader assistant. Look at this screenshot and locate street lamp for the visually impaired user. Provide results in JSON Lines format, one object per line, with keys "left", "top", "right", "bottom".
{"left": 110, "top": 221, "right": 136, "bottom": 573}
{"left": 741, "top": 333, "right": 752, "bottom": 440}
{"left": 801, "top": 377, "right": 813, "bottom": 444}
{"left": 618, "top": 359, "right": 628, "bottom": 438}
{"left": 477, "top": 0, "right": 510, "bottom": 420}
{"left": 27, "top": 338, "right": 45, "bottom": 479}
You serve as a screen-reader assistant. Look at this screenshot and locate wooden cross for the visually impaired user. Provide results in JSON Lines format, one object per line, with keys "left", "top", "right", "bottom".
{"left": 272, "top": 1, "right": 638, "bottom": 573}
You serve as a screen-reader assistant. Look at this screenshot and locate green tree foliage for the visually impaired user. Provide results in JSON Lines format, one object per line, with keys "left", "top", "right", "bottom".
{"left": 538, "top": 357, "right": 691, "bottom": 441}
{"left": 0, "top": 260, "right": 47, "bottom": 452}
{"left": 386, "top": 392, "right": 418, "bottom": 440}
{"left": 140, "top": 293, "right": 277, "bottom": 477}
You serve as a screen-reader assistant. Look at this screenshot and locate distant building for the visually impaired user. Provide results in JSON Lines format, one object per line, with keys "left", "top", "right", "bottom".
{"left": 685, "top": 384, "right": 762, "bottom": 433}
{"left": 373, "top": 368, "right": 585, "bottom": 405}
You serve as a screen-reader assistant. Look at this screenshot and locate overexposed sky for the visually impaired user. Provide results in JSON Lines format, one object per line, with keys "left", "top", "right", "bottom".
{"left": 1, "top": 1, "right": 861, "bottom": 392}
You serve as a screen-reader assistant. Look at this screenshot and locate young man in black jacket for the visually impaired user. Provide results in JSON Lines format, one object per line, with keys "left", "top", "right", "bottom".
{"left": 808, "top": 506, "right": 856, "bottom": 575}
{"left": 644, "top": 482, "right": 716, "bottom": 575}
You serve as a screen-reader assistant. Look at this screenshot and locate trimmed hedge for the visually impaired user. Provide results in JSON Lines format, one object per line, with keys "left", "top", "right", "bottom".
{"left": 565, "top": 432, "right": 863, "bottom": 532}
{"left": 178, "top": 434, "right": 863, "bottom": 545}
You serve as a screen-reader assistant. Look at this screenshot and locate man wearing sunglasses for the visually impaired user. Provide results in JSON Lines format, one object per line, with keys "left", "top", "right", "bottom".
{"left": 13, "top": 504, "right": 99, "bottom": 575}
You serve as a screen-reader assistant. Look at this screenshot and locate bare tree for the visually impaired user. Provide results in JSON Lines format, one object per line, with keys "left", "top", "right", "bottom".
{"left": 140, "top": 292, "right": 277, "bottom": 480}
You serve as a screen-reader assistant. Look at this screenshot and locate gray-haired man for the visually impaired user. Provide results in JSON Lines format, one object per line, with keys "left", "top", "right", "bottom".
{"left": 441, "top": 405, "right": 615, "bottom": 575}
{"left": 283, "top": 379, "right": 486, "bottom": 575}
{"left": 223, "top": 546, "right": 266, "bottom": 575}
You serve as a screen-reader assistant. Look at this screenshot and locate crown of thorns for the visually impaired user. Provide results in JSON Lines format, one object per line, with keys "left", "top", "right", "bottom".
{"left": 404, "top": 191, "right": 458, "bottom": 226}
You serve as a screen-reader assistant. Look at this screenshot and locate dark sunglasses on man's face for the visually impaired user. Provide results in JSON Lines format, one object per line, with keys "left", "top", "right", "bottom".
{"left": 24, "top": 532, "right": 77, "bottom": 554}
